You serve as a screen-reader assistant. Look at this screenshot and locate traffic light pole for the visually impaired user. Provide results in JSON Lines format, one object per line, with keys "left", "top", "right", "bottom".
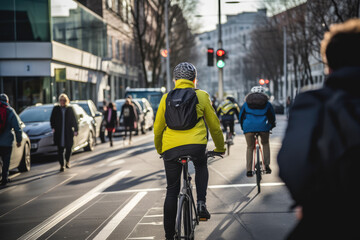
{"left": 218, "top": 0, "right": 224, "bottom": 101}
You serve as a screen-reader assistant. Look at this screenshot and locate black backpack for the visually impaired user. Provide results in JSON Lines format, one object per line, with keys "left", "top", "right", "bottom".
{"left": 165, "top": 88, "right": 199, "bottom": 130}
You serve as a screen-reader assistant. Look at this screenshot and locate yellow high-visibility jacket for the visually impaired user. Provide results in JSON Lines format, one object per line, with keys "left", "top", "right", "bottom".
{"left": 154, "top": 79, "right": 225, "bottom": 154}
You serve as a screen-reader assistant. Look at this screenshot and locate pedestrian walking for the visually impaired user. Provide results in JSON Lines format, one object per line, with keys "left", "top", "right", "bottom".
{"left": 0, "top": 93, "right": 22, "bottom": 186}
{"left": 120, "top": 97, "right": 137, "bottom": 145}
{"left": 104, "top": 102, "right": 118, "bottom": 147}
{"left": 285, "top": 96, "right": 292, "bottom": 119}
{"left": 239, "top": 86, "right": 276, "bottom": 177}
{"left": 277, "top": 19, "right": 360, "bottom": 239}
{"left": 50, "top": 94, "right": 78, "bottom": 172}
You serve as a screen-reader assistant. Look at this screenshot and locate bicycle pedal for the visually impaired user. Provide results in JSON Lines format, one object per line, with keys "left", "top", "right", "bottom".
{"left": 199, "top": 217, "right": 208, "bottom": 221}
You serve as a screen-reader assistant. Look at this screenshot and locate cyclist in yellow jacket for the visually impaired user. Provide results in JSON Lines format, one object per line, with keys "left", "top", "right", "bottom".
{"left": 154, "top": 62, "right": 225, "bottom": 240}
{"left": 217, "top": 95, "right": 240, "bottom": 142}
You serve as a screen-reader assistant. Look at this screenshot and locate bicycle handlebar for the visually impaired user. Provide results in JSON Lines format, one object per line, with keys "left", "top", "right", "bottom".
{"left": 207, "top": 151, "right": 224, "bottom": 158}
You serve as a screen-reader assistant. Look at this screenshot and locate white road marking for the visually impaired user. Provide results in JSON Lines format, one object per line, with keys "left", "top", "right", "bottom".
{"left": 18, "top": 170, "right": 131, "bottom": 240}
{"left": 127, "top": 237, "right": 155, "bottom": 240}
{"left": 93, "top": 191, "right": 147, "bottom": 240}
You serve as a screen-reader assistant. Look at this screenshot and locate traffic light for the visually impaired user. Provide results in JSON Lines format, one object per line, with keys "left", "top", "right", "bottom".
{"left": 207, "top": 48, "right": 214, "bottom": 66}
{"left": 259, "top": 79, "right": 270, "bottom": 85}
{"left": 216, "top": 49, "right": 226, "bottom": 68}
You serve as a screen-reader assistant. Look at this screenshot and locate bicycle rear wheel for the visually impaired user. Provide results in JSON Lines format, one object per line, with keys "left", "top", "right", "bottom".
{"left": 176, "top": 196, "right": 191, "bottom": 240}
{"left": 226, "top": 131, "right": 230, "bottom": 155}
{"left": 255, "top": 145, "right": 262, "bottom": 193}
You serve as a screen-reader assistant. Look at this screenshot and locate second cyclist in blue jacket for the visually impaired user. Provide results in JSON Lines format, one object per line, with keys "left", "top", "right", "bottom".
{"left": 239, "top": 86, "right": 276, "bottom": 177}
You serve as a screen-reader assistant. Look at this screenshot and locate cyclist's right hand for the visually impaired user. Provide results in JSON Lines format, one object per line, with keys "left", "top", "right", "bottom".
{"left": 207, "top": 150, "right": 224, "bottom": 158}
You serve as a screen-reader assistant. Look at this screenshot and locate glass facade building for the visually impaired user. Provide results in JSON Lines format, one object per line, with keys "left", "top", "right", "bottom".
{"left": 0, "top": 0, "right": 136, "bottom": 112}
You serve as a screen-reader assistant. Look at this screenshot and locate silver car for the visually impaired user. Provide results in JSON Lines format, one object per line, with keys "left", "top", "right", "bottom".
{"left": 19, "top": 103, "right": 96, "bottom": 156}
{"left": 0, "top": 124, "right": 31, "bottom": 179}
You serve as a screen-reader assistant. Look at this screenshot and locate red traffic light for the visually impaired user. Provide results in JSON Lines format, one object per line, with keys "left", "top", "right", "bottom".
{"left": 216, "top": 49, "right": 225, "bottom": 57}
{"left": 259, "top": 79, "right": 265, "bottom": 85}
{"left": 265, "top": 79, "right": 270, "bottom": 84}
{"left": 208, "top": 48, "right": 214, "bottom": 54}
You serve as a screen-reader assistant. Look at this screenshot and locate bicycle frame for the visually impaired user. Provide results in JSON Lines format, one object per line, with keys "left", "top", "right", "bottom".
{"left": 176, "top": 156, "right": 199, "bottom": 240}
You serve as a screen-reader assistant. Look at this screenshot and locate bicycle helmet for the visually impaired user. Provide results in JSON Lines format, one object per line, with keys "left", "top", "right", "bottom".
{"left": 173, "top": 62, "right": 197, "bottom": 81}
{"left": 251, "top": 86, "right": 266, "bottom": 93}
{"left": 225, "top": 95, "right": 235, "bottom": 102}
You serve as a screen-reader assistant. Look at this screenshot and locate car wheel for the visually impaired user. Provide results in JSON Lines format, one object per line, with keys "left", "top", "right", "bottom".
{"left": 100, "top": 127, "right": 106, "bottom": 143}
{"left": 18, "top": 143, "right": 31, "bottom": 172}
{"left": 84, "top": 131, "right": 95, "bottom": 151}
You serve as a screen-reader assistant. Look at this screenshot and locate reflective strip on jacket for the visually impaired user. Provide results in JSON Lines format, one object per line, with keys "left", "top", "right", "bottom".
{"left": 154, "top": 79, "right": 225, "bottom": 154}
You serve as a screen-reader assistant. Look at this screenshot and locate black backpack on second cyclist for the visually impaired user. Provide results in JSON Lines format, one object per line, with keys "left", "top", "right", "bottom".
{"left": 165, "top": 88, "right": 199, "bottom": 130}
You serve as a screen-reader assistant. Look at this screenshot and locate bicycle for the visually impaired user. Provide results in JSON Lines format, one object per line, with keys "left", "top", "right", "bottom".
{"left": 175, "top": 151, "right": 223, "bottom": 240}
{"left": 253, "top": 132, "right": 265, "bottom": 193}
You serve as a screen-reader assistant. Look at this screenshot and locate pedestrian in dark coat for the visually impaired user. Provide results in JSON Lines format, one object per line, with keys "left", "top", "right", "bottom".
{"left": 50, "top": 94, "right": 78, "bottom": 171}
{"left": 104, "top": 102, "right": 118, "bottom": 147}
{"left": 277, "top": 19, "right": 360, "bottom": 239}
{"left": 120, "top": 97, "right": 137, "bottom": 144}
{"left": 0, "top": 93, "right": 22, "bottom": 186}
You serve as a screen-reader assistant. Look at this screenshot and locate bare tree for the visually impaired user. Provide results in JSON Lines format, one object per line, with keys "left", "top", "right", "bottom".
{"left": 126, "top": 0, "right": 198, "bottom": 88}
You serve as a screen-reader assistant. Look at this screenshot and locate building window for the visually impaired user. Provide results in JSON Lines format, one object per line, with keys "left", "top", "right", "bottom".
{"left": 0, "top": 0, "right": 50, "bottom": 42}
{"left": 107, "top": 0, "right": 113, "bottom": 9}
{"left": 108, "top": 36, "right": 113, "bottom": 58}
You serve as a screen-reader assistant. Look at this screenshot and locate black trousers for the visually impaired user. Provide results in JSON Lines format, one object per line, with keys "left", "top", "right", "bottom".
{"left": 222, "top": 119, "right": 235, "bottom": 134}
{"left": 57, "top": 145, "right": 72, "bottom": 167}
{"left": 162, "top": 144, "right": 208, "bottom": 239}
{"left": 0, "top": 146, "right": 12, "bottom": 182}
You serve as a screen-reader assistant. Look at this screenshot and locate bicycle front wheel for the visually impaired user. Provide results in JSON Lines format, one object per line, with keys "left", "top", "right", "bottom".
{"left": 176, "top": 196, "right": 192, "bottom": 240}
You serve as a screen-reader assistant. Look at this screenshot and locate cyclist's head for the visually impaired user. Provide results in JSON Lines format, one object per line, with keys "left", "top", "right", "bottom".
{"left": 225, "top": 95, "right": 235, "bottom": 102}
{"left": 251, "top": 86, "right": 266, "bottom": 94}
{"left": 173, "top": 62, "right": 197, "bottom": 81}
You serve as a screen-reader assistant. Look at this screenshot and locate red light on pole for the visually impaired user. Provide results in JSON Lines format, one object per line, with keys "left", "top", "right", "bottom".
{"left": 161, "top": 49, "right": 168, "bottom": 58}
{"left": 259, "top": 79, "right": 265, "bottom": 85}
{"left": 216, "top": 49, "right": 225, "bottom": 57}
{"left": 265, "top": 79, "right": 270, "bottom": 84}
{"left": 208, "top": 48, "right": 214, "bottom": 54}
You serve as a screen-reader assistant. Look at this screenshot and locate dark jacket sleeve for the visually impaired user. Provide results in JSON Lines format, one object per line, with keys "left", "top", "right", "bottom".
{"left": 68, "top": 106, "right": 78, "bottom": 132}
{"left": 277, "top": 91, "right": 324, "bottom": 205}
{"left": 10, "top": 109, "right": 23, "bottom": 143}
{"left": 50, "top": 106, "right": 57, "bottom": 129}
{"left": 266, "top": 102, "right": 276, "bottom": 128}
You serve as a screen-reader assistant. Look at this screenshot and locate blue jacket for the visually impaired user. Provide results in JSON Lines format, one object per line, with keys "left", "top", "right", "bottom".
{"left": 0, "top": 100, "right": 23, "bottom": 147}
{"left": 239, "top": 93, "right": 276, "bottom": 133}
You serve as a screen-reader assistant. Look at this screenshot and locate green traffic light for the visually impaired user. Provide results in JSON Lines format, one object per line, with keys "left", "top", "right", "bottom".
{"left": 217, "top": 60, "right": 225, "bottom": 68}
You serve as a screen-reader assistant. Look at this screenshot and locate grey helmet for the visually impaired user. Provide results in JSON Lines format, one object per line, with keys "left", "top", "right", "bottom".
{"left": 173, "top": 62, "right": 197, "bottom": 81}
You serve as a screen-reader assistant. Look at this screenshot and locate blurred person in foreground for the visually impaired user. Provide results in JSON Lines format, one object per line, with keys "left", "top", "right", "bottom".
{"left": 50, "top": 94, "right": 78, "bottom": 172}
{"left": 0, "top": 94, "right": 22, "bottom": 186}
{"left": 277, "top": 19, "right": 360, "bottom": 239}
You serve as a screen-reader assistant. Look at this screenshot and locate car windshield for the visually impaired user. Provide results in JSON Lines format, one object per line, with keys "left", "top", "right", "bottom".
{"left": 19, "top": 106, "right": 53, "bottom": 123}
{"left": 126, "top": 92, "right": 162, "bottom": 110}
{"left": 76, "top": 103, "right": 91, "bottom": 116}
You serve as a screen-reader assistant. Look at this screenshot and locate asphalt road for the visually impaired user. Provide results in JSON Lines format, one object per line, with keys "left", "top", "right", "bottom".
{"left": 0, "top": 114, "right": 297, "bottom": 240}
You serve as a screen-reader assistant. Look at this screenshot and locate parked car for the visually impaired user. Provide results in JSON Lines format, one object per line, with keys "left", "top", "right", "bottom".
{"left": 133, "top": 98, "right": 154, "bottom": 131}
{"left": 114, "top": 99, "right": 144, "bottom": 135}
{"left": 72, "top": 100, "right": 103, "bottom": 143}
{"left": 270, "top": 99, "right": 285, "bottom": 114}
{"left": 19, "top": 103, "right": 96, "bottom": 156}
{"left": 0, "top": 124, "right": 31, "bottom": 180}
{"left": 125, "top": 88, "right": 164, "bottom": 117}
